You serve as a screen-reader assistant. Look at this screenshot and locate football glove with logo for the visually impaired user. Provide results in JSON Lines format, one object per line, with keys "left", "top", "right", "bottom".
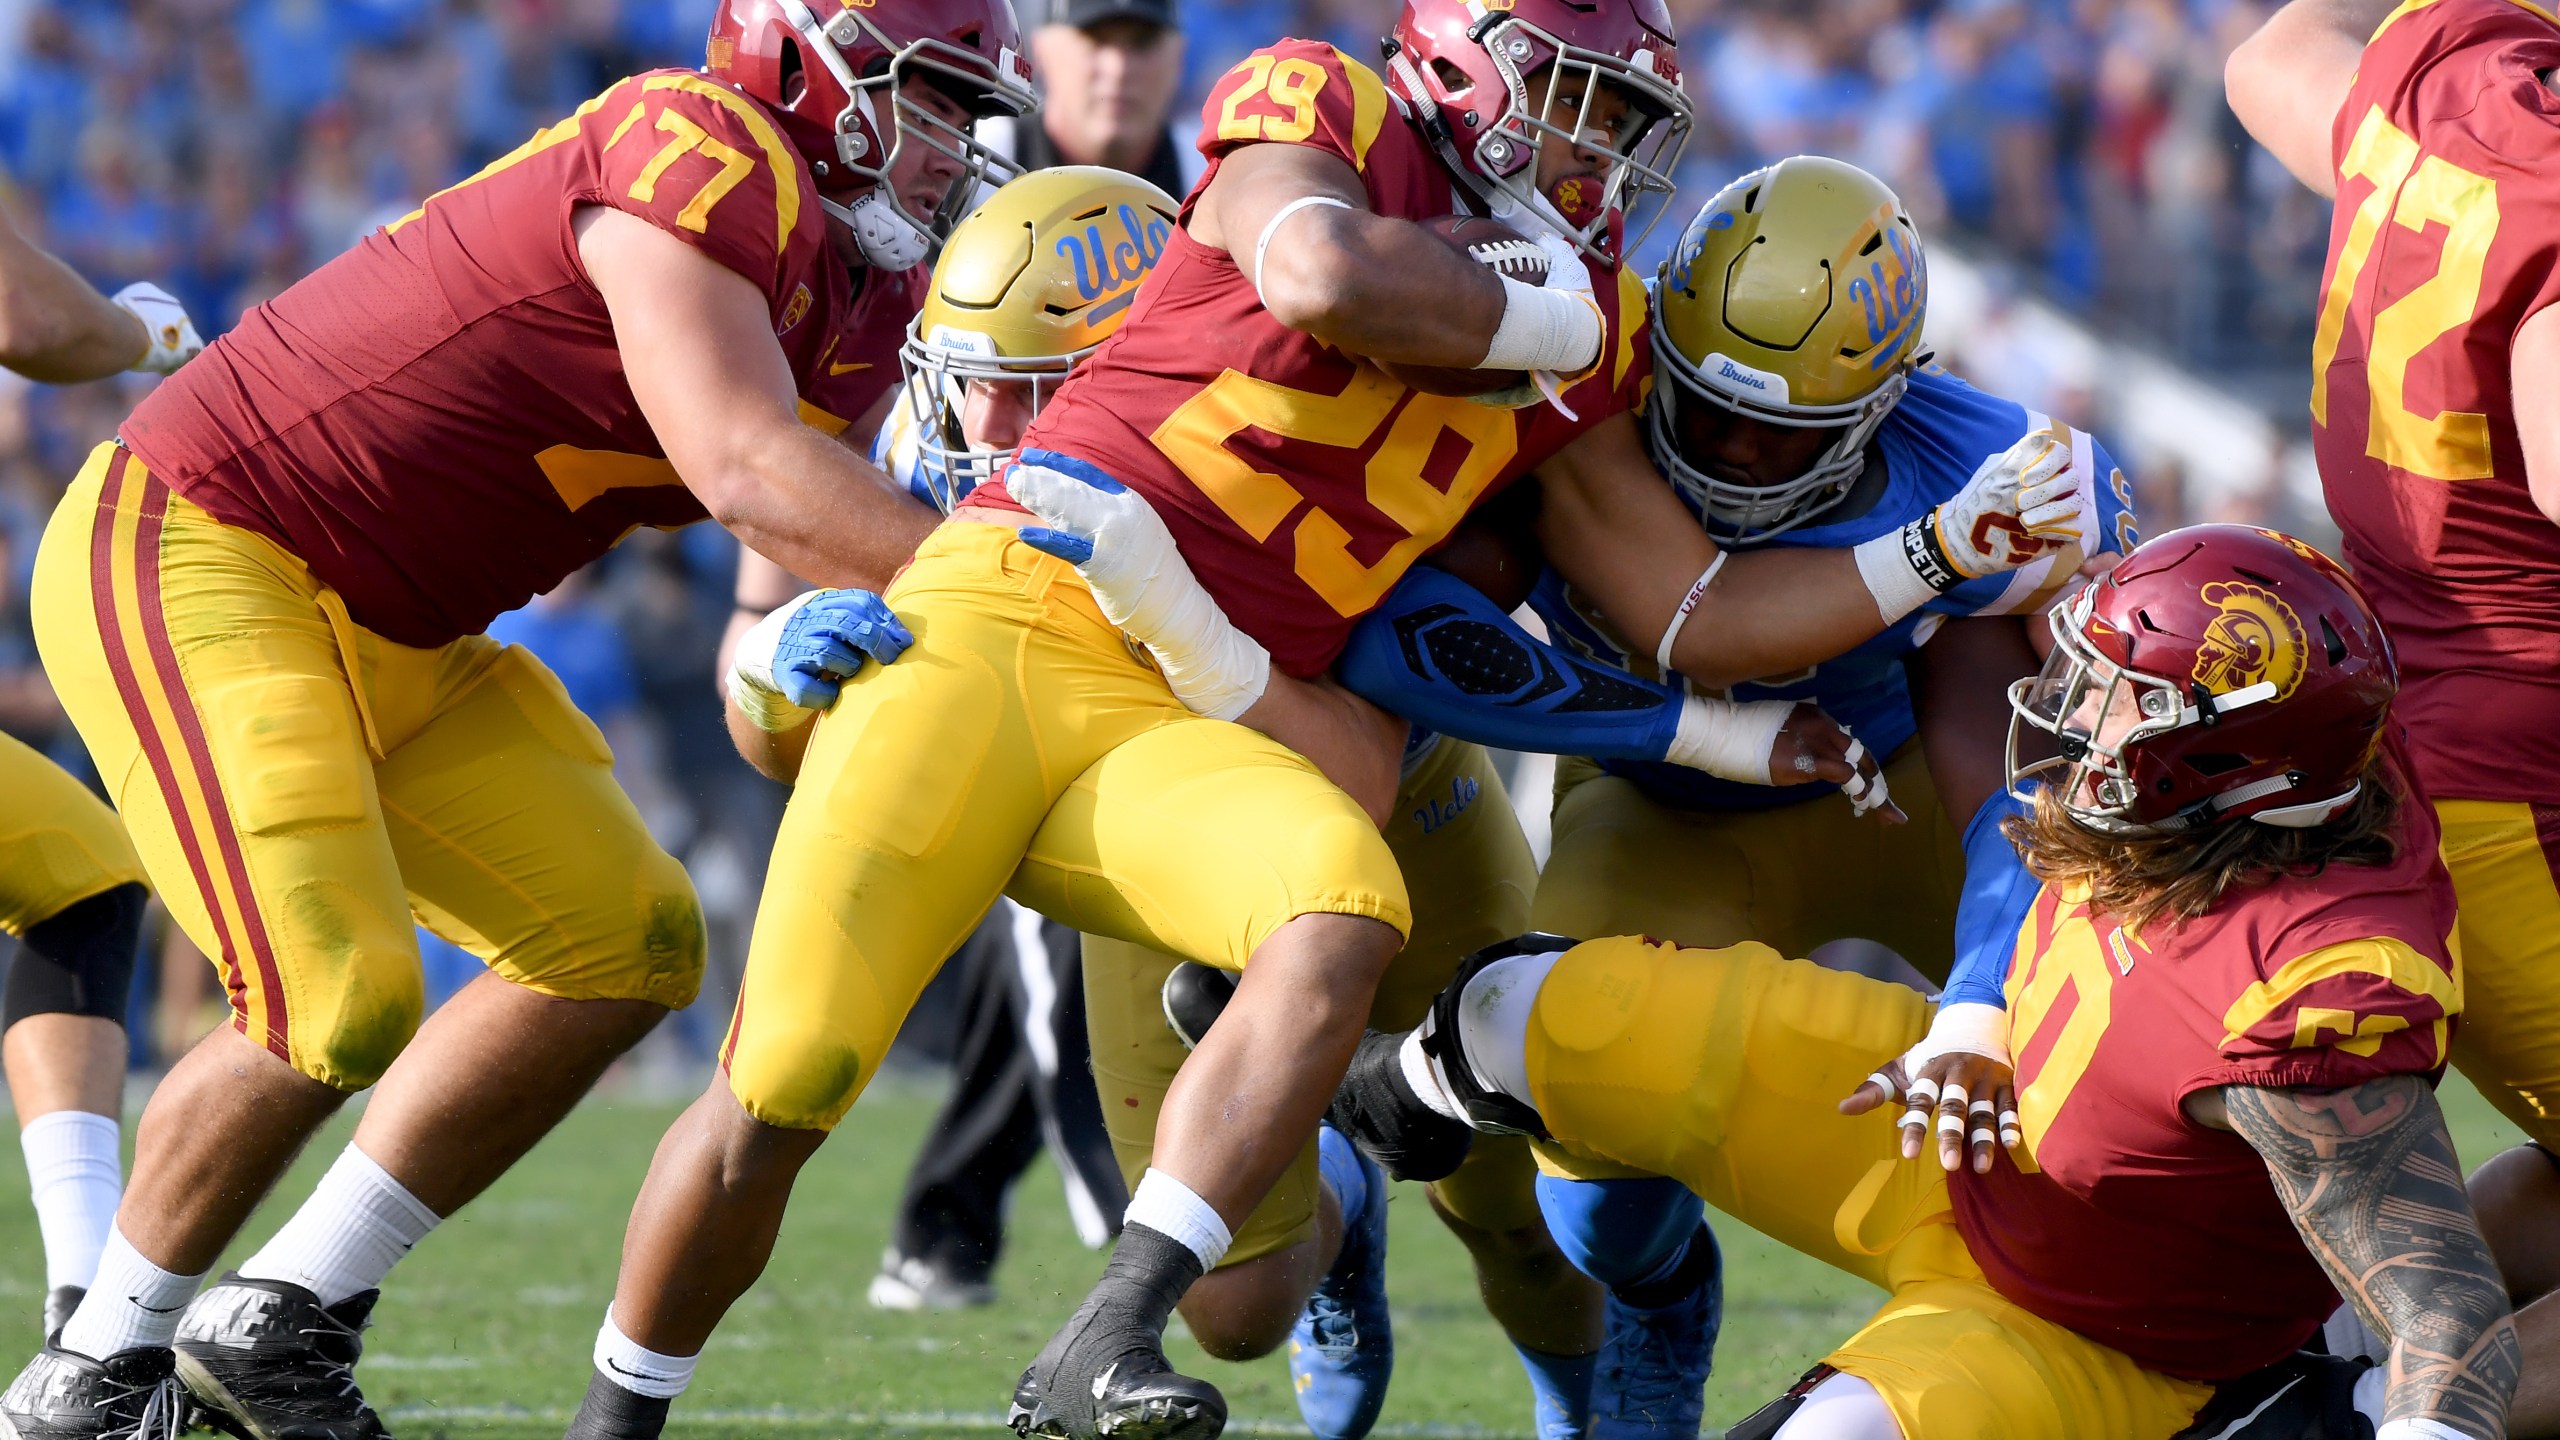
{"left": 727, "top": 588, "right": 911, "bottom": 732}
{"left": 1007, "top": 450, "right": 1273, "bottom": 723}
{"left": 112, "top": 282, "right": 203, "bottom": 375}
{"left": 1852, "top": 428, "right": 2080, "bottom": 621}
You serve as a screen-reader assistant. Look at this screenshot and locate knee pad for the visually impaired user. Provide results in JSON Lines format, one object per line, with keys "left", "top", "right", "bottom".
{"left": 1420, "top": 933, "right": 1579, "bottom": 1139}
{"left": 1535, "top": 1173, "right": 1702, "bottom": 1289}
{"left": 1, "top": 882, "right": 146, "bottom": 1031}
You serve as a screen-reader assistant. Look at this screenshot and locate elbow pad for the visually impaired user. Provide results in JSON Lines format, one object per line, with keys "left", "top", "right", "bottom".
{"left": 1337, "top": 568, "right": 1683, "bottom": 762}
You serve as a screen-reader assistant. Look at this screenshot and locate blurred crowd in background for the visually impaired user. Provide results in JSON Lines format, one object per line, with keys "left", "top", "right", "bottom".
{"left": 0, "top": 0, "right": 2316, "bottom": 1063}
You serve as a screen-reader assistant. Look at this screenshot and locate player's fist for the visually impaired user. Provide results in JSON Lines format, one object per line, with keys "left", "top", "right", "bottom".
{"left": 112, "top": 282, "right": 203, "bottom": 375}
{"left": 727, "top": 587, "right": 910, "bottom": 732}
{"left": 1840, "top": 1001, "right": 2020, "bottom": 1174}
{"left": 1008, "top": 449, "right": 1271, "bottom": 722}
{"left": 1928, "top": 429, "right": 2080, "bottom": 580}
{"left": 1666, "top": 698, "right": 1904, "bottom": 822}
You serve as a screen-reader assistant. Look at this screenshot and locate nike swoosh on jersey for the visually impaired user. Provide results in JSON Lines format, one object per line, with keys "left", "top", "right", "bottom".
{"left": 829, "top": 360, "right": 874, "bottom": 375}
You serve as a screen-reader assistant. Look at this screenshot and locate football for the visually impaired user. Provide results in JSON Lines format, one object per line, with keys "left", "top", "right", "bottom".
{"left": 1373, "top": 215, "right": 1550, "bottom": 397}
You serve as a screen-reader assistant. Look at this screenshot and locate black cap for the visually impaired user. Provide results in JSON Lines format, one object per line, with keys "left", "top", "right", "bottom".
{"left": 1040, "top": 0, "right": 1175, "bottom": 32}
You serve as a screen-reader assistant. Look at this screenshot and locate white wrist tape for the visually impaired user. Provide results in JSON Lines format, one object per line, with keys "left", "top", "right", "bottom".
{"left": 2375, "top": 1421, "right": 2482, "bottom": 1440}
{"left": 1482, "top": 274, "right": 1602, "bottom": 374}
{"left": 1252, "top": 195, "right": 1354, "bottom": 308}
{"left": 1909, "top": 1001, "right": 2011, "bottom": 1070}
{"left": 1664, "top": 696, "right": 1794, "bottom": 783}
{"left": 1131, "top": 580, "right": 1271, "bottom": 722}
{"left": 1126, "top": 1168, "right": 1233, "bottom": 1272}
{"left": 1653, "top": 551, "right": 1728, "bottom": 673}
{"left": 1852, "top": 528, "right": 1942, "bottom": 624}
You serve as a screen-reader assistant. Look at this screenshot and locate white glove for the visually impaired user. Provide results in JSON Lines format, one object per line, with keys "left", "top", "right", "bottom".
{"left": 112, "top": 282, "right": 203, "bottom": 375}
{"left": 1851, "top": 427, "right": 2080, "bottom": 620}
{"left": 1006, "top": 451, "right": 1272, "bottom": 722}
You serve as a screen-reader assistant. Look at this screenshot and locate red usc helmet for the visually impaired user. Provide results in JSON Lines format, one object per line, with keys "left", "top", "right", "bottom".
{"left": 707, "top": 0, "right": 1033, "bottom": 250}
{"left": 2007, "top": 524, "right": 2399, "bottom": 835}
{"left": 1382, "top": 0, "right": 1690, "bottom": 263}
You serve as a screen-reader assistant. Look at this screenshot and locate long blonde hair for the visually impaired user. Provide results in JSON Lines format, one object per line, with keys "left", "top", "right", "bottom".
{"left": 2001, "top": 756, "right": 2403, "bottom": 934}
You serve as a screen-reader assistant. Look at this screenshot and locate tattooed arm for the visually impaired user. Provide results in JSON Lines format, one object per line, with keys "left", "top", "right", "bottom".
{"left": 2219, "top": 1077, "right": 2520, "bottom": 1437}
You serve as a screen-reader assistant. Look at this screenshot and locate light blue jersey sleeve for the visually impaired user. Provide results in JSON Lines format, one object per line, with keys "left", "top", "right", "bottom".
{"left": 1943, "top": 788, "right": 2039, "bottom": 1010}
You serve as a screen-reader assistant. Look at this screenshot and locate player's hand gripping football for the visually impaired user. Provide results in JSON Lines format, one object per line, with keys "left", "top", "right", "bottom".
{"left": 1005, "top": 449, "right": 1273, "bottom": 722}
{"left": 727, "top": 587, "right": 912, "bottom": 732}
{"left": 1921, "top": 429, "right": 2081, "bottom": 582}
{"left": 1685, "top": 700, "right": 1904, "bottom": 822}
{"left": 1839, "top": 1002, "right": 2020, "bottom": 1173}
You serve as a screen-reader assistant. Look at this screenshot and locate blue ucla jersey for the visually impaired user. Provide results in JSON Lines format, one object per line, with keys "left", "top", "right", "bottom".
{"left": 1535, "top": 365, "right": 2140, "bottom": 811}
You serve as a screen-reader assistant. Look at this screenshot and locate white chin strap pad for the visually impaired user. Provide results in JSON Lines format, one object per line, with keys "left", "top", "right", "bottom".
{"left": 828, "top": 191, "right": 931, "bottom": 271}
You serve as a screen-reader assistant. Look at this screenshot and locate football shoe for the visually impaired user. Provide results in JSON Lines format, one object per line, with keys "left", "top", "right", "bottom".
{"left": 560, "top": 1370, "right": 670, "bottom": 1440}
{"left": 39, "top": 1292, "right": 81, "bottom": 1346}
{"left": 1287, "top": 1126, "right": 1393, "bottom": 1440}
{"left": 1159, "top": 963, "right": 1235, "bottom": 1053}
{"left": 867, "top": 1248, "right": 996, "bottom": 1312}
{"left": 2169, "top": 1350, "right": 2375, "bottom": 1439}
{"left": 0, "top": 1340, "right": 187, "bottom": 1440}
{"left": 1590, "top": 1224, "right": 1721, "bottom": 1440}
{"left": 1007, "top": 1228, "right": 1225, "bottom": 1440}
{"left": 171, "top": 1275, "right": 385, "bottom": 1440}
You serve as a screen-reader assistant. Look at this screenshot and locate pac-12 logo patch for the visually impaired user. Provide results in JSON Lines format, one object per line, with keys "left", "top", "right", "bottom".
{"left": 2192, "top": 580, "right": 2306, "bottom": 701}
{"left": 777, "top": 283, "right": 813, "bottom": 335}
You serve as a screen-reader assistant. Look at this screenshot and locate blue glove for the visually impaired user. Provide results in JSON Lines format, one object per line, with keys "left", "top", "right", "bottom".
{"left": 729, "top": 588, "right": 912, "bottom": 730}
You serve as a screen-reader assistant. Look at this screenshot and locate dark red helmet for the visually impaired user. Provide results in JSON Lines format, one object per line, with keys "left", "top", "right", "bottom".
{"left": 2006, "top": 524, "right": 2399, "bottom": 835}
{"left": 1382, "top": 0, "right": 1689, "bottom": 263}
{"left": 707, "top": 0, "right": 1034, "bottom": 253}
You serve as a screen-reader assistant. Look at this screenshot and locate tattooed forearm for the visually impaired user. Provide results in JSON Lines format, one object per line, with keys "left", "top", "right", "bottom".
{"left": 2223, "top": 1076, "right": 2519, "bottom": 1438}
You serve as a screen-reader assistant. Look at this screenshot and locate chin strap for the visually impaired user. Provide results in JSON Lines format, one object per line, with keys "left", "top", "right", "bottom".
{"left": 823, "top": 191, "right": 930, "bottom": 271}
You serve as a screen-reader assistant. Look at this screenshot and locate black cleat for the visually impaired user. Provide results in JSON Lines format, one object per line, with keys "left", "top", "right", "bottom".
{"left": 170, "top": 1275, "right": 385, "bottom": 1440}
{"left": 39, "top": 1292, "right": 82, "bottom": 1344}
{"left": 1008, "top": 1228, "right": 1225, "bottom": 1440}
{"left": 561, "top": 1370, "right": 670, "bottom": 1440}
{"left": 0, "top": 1340, "right": 189, "bottom": 1440}
{"left": 2169, "top": 1350, "right": 2374, "bottom": 1439}
{"left": 1160, "top": 964, "right": 1236, "bottom": 1052}
{"left": 1325, "top": 1031, "right": 1475, "bottom": 1184}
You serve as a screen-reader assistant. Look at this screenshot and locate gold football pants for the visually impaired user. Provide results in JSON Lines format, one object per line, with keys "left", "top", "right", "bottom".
{"left": 725, "top": 521, "right": 1409, "bottom": 1131}
{"left": 34, "top": 444, "right": 702, "bottom": 1090}
{"left": 1084, "top": 736, "right": 1544, "bottom": 1264}
{"left": 2435, "top": 798, "right": 2560, "bottom": 1147}
{"left": 0, "top": 729, "right": 145, "bottom": 939}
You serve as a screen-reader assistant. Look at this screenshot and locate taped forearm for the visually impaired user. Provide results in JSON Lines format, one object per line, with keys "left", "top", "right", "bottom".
{"left": 1943, "top": 789, "right": 2038, "bottom": 1009}
{"left": 1336, "top": 567, "right": 1683, "bottom": 761}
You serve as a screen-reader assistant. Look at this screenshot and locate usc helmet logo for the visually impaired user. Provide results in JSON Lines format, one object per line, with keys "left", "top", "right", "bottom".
{"left": 2192, "top": 581, "right": 2307, "bottom": 701}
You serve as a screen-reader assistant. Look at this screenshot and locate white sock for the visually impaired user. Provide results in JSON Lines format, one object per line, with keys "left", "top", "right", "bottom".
{"left": 58, "top": 1224, "right": 203, "bottom": 1358}
{"left": 238, "top": 1143, "right": 440, "bottom": 1306}
{"left": 21, "top": 1110, "right": 121, "bottom": 1291}
{"left": 1124, "top": 1169, "right": 1232, "bottom": 1271}
{"left": 593, "top": 1308, "right": 698, "bottom": 1399}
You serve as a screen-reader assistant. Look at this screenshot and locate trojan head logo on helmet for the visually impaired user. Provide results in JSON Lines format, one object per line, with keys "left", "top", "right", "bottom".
{"left": 2007, "top": 524, "right": 2399, "bottom": 836}
{"left": 1647, "top": 156, "right": 1928, "bottom": 543}
{"left": 707, "top": 0, "right": 1036, "bottom": 270}
{"left": 1382, "top": 0, "right": 1692, "bottom": 263}
{"left": 895, "top": 166, "right": 1179, "bottom": 511}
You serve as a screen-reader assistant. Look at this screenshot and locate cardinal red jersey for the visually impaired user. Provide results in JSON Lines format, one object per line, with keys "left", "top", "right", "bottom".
{"left": 975, "top": 41, "right": 1654, "bottom": 677}
{"left": 119, "top": 70, "right": 919, "bottom": 649}
{"left": 2310, "top": 0, "right": 2560, "bottom": 802}
{"left": 1956, "top": 756, "right": 2460, "bottom": 1381}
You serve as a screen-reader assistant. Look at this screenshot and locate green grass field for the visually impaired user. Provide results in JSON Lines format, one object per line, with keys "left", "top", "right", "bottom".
{"left": 0, "top": 1068, "right": 2531, "bottom": 1439}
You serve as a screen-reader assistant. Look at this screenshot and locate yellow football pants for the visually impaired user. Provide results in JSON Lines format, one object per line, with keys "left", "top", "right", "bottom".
{"left": 725, "top": 521, "right": 1408, "bottom": 1131}
{"left": 1531, "top": 744, "right": 1965, "bottom": 982}
{"left": 1526, "top": 936, "right": 2213, "bottom": 1439}
{"left": 2436, "top": 798, "right": 2560, "bottom": 1147}
{"left": 32, "top": 444, "right": 702, "bottom": 1091}
{"left": 1084, "top": 736, "right": 1543, "bottom": 1264}
{"left": 0, "top": 729, "right": 145, "bottom": 937}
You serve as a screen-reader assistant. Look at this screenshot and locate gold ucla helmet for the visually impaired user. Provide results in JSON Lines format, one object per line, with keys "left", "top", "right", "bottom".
{"left": 895, "top": 166, "right": 1179, "bottom": 511}
{"left": 1648, "top": 156, "right": 1928, "bottom": 542}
